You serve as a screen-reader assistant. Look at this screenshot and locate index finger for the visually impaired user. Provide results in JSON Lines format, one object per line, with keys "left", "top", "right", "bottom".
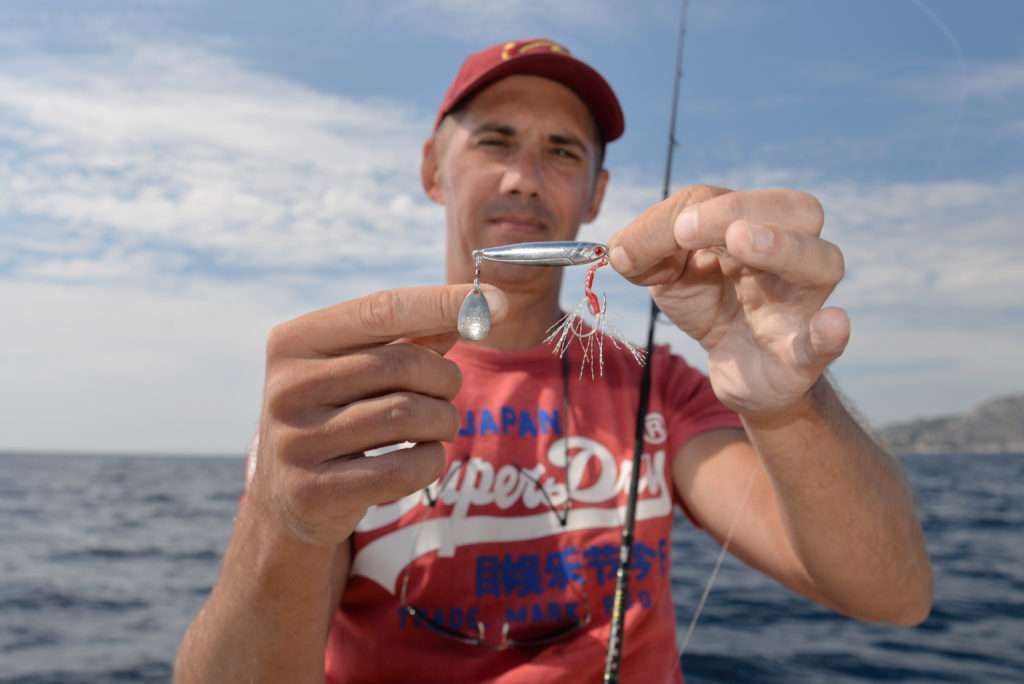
{"left": 273, "top": 284, "right": 508, "bottom": 357}
{"left": 608, "top": 185, "right": 731, "bottom": 279}
{"left": 673, "top": 189, "right": 825, "bottom": 250}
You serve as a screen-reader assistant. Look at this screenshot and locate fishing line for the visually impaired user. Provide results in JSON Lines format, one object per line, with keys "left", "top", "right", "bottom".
{"left": 907, "top": 0, "right": 966, "bottom": 178}
{"left": 908, "top": 0, "right": 965, "bottom": 80}
{"left": 677, "top": 466, "right": 757, "bottom": 658}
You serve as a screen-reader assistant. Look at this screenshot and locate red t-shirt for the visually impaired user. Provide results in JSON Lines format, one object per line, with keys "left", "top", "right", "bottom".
{"left": 324, "top": 337, "right": 742, "bottom": 683}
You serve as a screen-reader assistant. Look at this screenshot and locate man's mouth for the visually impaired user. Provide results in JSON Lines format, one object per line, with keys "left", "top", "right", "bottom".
{"left": 488, "top": 215, "right": 548, "bottom": 233}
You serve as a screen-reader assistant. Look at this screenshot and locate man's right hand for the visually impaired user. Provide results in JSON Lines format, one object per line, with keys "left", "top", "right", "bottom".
{"left": 246, "top": 284, "right": 507, "bottom": 548}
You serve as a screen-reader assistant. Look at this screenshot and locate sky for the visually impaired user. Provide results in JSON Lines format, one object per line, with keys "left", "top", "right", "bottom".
{"left": 1, "top": 0, "right": 1021, "bottom": 455}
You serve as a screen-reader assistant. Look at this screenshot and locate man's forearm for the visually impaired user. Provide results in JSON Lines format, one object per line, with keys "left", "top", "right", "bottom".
{"left": 174, "top": 501, "right": 341, "bottom": 683}
{"left": 740, "top": 377, "right": 932, "bottom": 625}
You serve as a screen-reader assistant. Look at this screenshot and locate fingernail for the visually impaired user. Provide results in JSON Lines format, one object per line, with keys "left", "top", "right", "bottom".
{"left": 748, "top": 223, "right": 774, "bottom": 252}
{"left": 674, "top": 207, "right": 698, "bottom": 245}
{"left": 478, "top": 284, "right": 507, "bottom": 319}
{"left": 609, "top": 246, "right": 633, "bottom": 274}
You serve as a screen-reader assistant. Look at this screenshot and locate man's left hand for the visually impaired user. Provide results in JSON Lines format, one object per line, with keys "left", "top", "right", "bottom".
{"left": 608, "top": 185, "right": 849, "bottom": 420}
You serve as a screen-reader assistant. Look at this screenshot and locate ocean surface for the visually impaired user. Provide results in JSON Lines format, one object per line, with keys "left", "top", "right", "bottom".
{"left": 0, "top": 451, "right": 1021, "bottom": 683}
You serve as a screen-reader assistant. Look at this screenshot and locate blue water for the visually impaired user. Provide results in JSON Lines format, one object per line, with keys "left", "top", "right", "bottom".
{"left": 1, "top": 451, "right": 1021, "bottom": 683}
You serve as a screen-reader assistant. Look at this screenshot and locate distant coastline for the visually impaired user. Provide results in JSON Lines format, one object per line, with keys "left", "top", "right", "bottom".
{"left": 5, "top": 395, "right": 1023, "bottom": 458}
{"left": 877, "top": 394, "right": 1024, "bottom": 455}
{"left": 0, "top": 448, "right": 244, "bottom": 460}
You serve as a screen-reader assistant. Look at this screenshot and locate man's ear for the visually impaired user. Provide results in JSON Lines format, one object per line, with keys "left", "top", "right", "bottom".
{"left": 421, "top": 138, "right": 445, "bottom": 205}
{"left": 583, "top": 168, "right": 610, "bottom": 223}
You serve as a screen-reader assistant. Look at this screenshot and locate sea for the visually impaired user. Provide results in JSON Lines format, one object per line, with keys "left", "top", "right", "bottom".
{"left": 1, "top": 451, "right": 1021, "bottom": 683}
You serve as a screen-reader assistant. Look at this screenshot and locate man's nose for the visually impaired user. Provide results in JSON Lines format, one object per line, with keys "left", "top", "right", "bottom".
{"left": 498, "top": 149, "right": 543, "bottom": 197}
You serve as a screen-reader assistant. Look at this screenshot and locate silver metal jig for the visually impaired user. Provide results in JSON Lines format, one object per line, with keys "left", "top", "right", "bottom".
{"left": 473, "top": 241, "right": 608, "bottom": 267}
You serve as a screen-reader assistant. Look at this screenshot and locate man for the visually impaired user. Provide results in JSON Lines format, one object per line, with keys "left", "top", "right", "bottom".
{"left": 175, "top": 39, "right": 932, "bottom": 682}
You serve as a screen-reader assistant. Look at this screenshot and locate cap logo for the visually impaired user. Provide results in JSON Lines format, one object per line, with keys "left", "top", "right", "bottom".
{"left": 501, "top": 39, "right": 570, "bottom": 62}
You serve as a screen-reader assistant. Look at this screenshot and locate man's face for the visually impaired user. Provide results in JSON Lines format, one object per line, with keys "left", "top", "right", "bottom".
{"left": 423, "top": 74, "right": 609, "bottom": 287}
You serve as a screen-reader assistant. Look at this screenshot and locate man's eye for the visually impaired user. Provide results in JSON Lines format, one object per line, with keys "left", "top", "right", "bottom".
{"left": 479, "top": 138, "right": 508, "bottom": 147}
{"left": 553, "top": 148, "right": 581, "bottom": 161}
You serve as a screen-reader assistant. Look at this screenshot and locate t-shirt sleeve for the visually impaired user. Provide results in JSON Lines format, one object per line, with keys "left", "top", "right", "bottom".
{"left": 659, "top": 347, "right": 743, "bottom": 453}
{"left": 655, "top": 347, "right": 744, "bottom": 522}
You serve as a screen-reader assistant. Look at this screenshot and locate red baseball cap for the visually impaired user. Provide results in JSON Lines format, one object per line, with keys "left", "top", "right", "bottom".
{"left": 434, "top": 38, "right": 624, "bottom": 143}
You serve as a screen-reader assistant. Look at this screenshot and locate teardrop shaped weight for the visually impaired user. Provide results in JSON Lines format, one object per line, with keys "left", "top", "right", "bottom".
{"left": 457, "top": 288, "right": 491, "bottom": 341}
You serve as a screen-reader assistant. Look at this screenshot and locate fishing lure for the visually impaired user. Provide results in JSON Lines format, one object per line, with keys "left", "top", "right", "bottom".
{"left": 474, "top": 240, "right": 607, "bottom": 267}
{"left": 457, "top": 241, "right": 645, "bottom": 377}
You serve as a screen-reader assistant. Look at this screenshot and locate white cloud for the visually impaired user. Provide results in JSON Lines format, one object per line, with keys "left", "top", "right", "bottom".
{"left": 0, "top": 264, "right": 433, "bottom": 455}
{"left": 909, "top": 57, "right": 1024, "bottom": 105}
{"left": 692, "top": 166, "right": 1024, "bottom": 312}
{"left": 0, "top": 38, "right": 446, "bottom": 283}
{"left": 959, "top": 59, "right": 1024, "bottom": 99}
{"left": 1, "top": 278, "right": 271, "bottom": 455}
{"left": 831, "top": 317, "right": 1023, "bottom": 426}
{"left": 818, "top": 176, "right": 1024, "bottom": 311}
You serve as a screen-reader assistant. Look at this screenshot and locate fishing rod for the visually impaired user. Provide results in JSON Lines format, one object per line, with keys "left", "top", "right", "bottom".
{"left": 602, "top": 0, "right": 689, "bottom": 681}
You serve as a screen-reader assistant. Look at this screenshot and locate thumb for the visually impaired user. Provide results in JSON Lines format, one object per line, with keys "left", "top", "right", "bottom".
{"left": 794, "top": 307, "right": 850, "bottom": 370}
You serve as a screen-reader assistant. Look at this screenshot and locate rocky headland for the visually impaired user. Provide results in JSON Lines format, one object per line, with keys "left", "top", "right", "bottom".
{"left": 877, "top": 394, "right": 1024, "bottom": 454}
